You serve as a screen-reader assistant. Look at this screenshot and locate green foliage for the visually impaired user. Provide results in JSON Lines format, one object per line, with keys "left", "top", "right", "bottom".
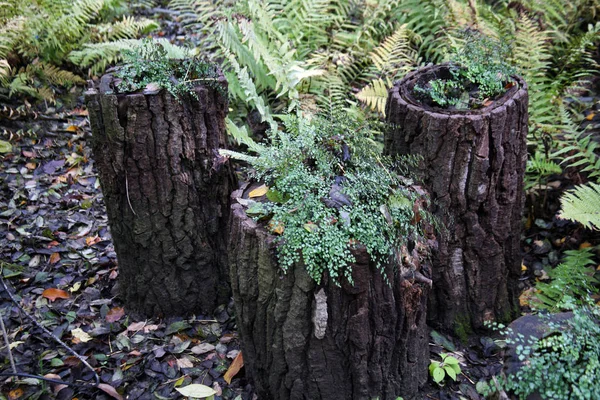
{"left": 0, "top": 0, "right": 157, "bottom": 102}
{"left": 242, "top": 113, "right": 431, "bottom": 284}
{"left": 414, "top": 30, "right": 515, "bottom": 109}
{"left": 114, "top": 40, "right": 220, "bottom": 99}
{"left": 487, "top": 306, "right": 600, "bottom": 400}
{"left": 170, "top": 0, "right": 423, "bottom": 130}
{"left": 533, "top": 248, "right": 599, "bottom": 311}
{"left": 429, "top": 353, "right": 461, "bottom": 384}
{"left": 559, "top": 183, "right": 600, "bottom": 230}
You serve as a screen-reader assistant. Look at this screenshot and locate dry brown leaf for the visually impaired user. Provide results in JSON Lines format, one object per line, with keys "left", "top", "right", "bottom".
{"left": 224, "top": 351, "right": 244, "bottom": 384}
{"left": 98, "top": 383, "right": 124, "bottom": 400}
{"left": 44, "top": 373, "right": 68, "bottom": 394}
{"left": 127, "top": 321, "right": 146, "bottom": 332}
{"left": 586, "top": 112, "right": 595, "bottom": 121}
{"left": 42, "top": 288, "right": 69, "bottom": 301}
{"left": 249, "top": 184, "right": 268, "bottom": 198}
{"left": 65, "top": 125, "right": 78, "bottom": 132}
{"left": 106, "top": 307, "right": 125, "bottom": 323}
{"left": 49, "top": 252, "right": 60, "bottom": 264}
{"left": 8, "top": 388, "right": 23, "bottom": 400}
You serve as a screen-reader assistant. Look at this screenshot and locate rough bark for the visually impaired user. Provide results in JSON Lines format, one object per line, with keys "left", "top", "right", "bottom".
{"left": 85, "top": 74, "right": 235, "bottom": 318}
{"left": 228, "top": 192, "right": 431, "bottom": 400}
{"left": 385, "top": 64, "right": 528, "bottom": 331}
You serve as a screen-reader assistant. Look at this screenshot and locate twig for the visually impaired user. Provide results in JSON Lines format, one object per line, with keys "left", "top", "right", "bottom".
{"left": 0, "top": 309, "right": 17, "bottom": 374}
{"left": 0, "top": 275, "right": 100, "bottom": 388}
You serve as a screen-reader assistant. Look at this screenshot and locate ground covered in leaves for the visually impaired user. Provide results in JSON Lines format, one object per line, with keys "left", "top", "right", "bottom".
{"left": 0, "top": 106, "right": 251, "bottom": 400}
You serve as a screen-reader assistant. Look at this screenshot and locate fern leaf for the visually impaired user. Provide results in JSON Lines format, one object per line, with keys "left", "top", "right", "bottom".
{"left": 370, "top": 24, "right": 420, "bottom": 77}
{"left": 225, "top": 117, "right": 264, "bottom": 153}
{"left": 559, "top": 183, "right": 600, "bottom": 230}
{"left": 355, "top": 78, "right": 389, "bottom": 115}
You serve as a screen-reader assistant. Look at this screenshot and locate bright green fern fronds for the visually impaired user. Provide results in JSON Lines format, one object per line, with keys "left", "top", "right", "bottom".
{"left": 534, "top": 247, "right": 598, "bottom": 310}
{"left": 559, "top": 182, "right": 600, "bottom": 230}
{"left": 355, "top": 78, "right": 389, "bottom": 115}
{"left": 70, "top": 38, "right": 193, "bottom": 75}
{"left": 225, "top": 117, "right": 264, "bottom": 153}
{"left": 369, "top": 24, "right": 420, "bottom": 77}
{"left": 93, "top": 16, "right": 158, "bottom": 42}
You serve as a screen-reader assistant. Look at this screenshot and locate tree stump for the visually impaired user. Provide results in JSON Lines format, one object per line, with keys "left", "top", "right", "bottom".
{"left": 85, "top": 73, "right": 235, "bottom": 318}
{"left": 385, "top": 64, "right": 528, "bottom": 332}
{"left": 228, "top": 190, "right": 432, "bottom": 400}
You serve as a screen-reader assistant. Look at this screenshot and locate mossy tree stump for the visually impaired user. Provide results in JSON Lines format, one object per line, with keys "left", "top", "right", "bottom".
{"left": 385, "top": 64, "right": 528, "bottom": 331}
{"left": 228, "top": 190, "right": 432, "bottom": 400}
{"left": 85, "top": 73, "right": 235, "bottom": 318}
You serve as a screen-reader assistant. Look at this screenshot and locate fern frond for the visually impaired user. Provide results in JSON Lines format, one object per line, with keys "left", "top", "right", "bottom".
{"left": 355, "top": 78, "right": 389, "bottom": 115}
{"left": 25, "top": 62, "right": 85, "bottom": 86}
{"left": 369, "top": 24, "right": 420, "bottom": 77}
{"left": 70, "top": 39, "right": 193, "bottom": 75}
{"left": 533, "top": 248, "right": 598, "bottom": 311}
{"left": 559, "top": 182, "right": 600, "bottom": 230}
{"left": 0, "top": 60, "right": 10, "bottom": 87}
{"left": 225, "top": 117, "right": 264, "bottom": 153}
{"left": 93, "top": 16, "right": 158, "bottom": 42}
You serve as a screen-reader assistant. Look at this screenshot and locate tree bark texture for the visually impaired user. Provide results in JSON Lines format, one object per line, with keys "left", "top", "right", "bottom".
{"left": 85, "top": 74, "right": 235, "bottom": 318}
{"left": 384, "top": 64, "right": 528, "bottom": 332}
{"left": 228, "top": 193, "right": 431, "bottom": 400}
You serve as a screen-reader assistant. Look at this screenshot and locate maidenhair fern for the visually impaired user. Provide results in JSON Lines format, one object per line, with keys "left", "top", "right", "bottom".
{"left": 559, "top": 183, "right": 600, "bottom": 230}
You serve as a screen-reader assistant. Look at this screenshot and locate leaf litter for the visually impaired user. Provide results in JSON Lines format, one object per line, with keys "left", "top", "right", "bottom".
{"left": 0, "top": 107, "right": 250, "bottom": 399}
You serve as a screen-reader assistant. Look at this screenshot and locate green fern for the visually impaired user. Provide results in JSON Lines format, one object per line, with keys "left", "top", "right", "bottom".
{"left": 70, "top": 38, "right": 193, "bottom": 75}
{"left": 355, "top": 78, "right": 389, "bottom": 115}
{"left": 559, "top": 183, "right": 600, "bottom": 230}
{"left": 533, "top": 248, "right": 598, "bottom": 310}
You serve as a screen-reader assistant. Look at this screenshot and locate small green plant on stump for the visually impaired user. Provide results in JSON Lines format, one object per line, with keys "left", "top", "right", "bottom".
{"left": 414, "top": 30, "right": 516, "bottom": 109}
{"left": 228, "top": 113, "right": 434, "bottom": 284}
{"left": 429, "top": 353, "right": 461, "bottom": 384}
{"left": 114, "top": 39, "right": 221, "bottom": 99}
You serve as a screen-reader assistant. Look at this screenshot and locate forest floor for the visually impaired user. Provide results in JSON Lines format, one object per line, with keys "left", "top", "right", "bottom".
{"left": 1, "top": 7, "right": 600, "bottom": 400}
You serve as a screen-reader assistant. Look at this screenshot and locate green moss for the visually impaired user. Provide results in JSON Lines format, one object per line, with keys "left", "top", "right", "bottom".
{"left": 453, "top": 314, "right": 473, "bottom": 343}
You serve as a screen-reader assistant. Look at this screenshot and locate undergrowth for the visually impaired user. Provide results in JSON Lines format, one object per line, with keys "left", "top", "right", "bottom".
{"left": 229, "top": 113, "right": 432, "bottom": 284}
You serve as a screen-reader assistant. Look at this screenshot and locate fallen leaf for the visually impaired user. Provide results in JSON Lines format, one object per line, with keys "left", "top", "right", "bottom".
{"left": 106, "top": 307, "right": 125, "bottom": 323}
{"left": 127, "top": 321, "right": 146, "bottom": 332}
{"left": 224, "top": 351, "right": 244, "bottom": 384}
{"left": 21, "top": 150, "right": 35, "bottom": 158}
{"left": 25, "top": 162, "right": 36, "bottom": 170}
{"left": 0, "top": 140, "right": 12, "bottom": 154}
{"left": 65, "top": 125, "right": 79, "bottom": 132}
{"left": 191, "top": 343, "right": 215, "bottom": 355}
{"left": 269, "top": 220, "right": 284, "bottom": 235}
{"left": 8, "top": 388, "right": 23, "bottom": 399}
{"left": 585, "top": 112, "right": 595, "bottom": 121}
{"left": 580, "top": 242, "right": 592, "bottom": 249}
{"left": 86, "top": 236, "right": 101, "bottom": 246}
{"left": 109, "top": 269, "right": 118, "bottom": 280}
{"left": 175, "top": 384, "right": 216, "bottom": 398}
{"left": 98, "top": 383, "right": 124, "bottom": 400}
{"left": 44, "top": 373, "right": 67, "bottom": 394}
{"left": 177, "top": 356, "right": 194, "bottom": 369}
{"left": 521, "top": 263, "right": 527, "bottom": 272}
{"left": 519, "top": 287, "right": 537, "bottom": 307}
{"left": 303, "top": 222, "right": 319, "bottom": 233}
{"left": 249, "top": 184, "right": 268, "bottom": 198}
{"left": 49, "top": 252, "right": 60, "bottom": 264}
{"left": 42, "top": 288, "right": 69, "bottom": 301}
{"left": 213, "top": 382, "right": 222, "bottom": 396}
{"left": 71, "top": 328, "right": 92, "bottom": 343}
